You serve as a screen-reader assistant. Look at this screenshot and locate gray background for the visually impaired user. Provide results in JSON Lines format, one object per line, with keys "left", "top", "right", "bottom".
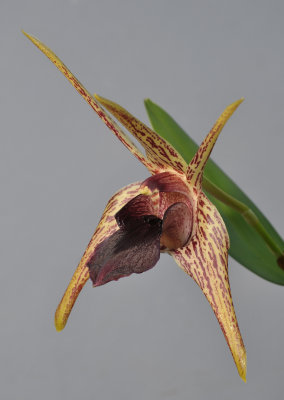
{"left": 1, "top": 0, "right": 284, "bottom": 399}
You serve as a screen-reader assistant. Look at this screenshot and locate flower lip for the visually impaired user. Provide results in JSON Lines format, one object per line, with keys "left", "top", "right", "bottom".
{"left": 116, "top": 194, "right": 156, "bottom": 229}
{"left": 87, "top": 174, "right": 194, "bottom": 286}
{"left": 88, "top": 214, "right": 162, "bottom": 287}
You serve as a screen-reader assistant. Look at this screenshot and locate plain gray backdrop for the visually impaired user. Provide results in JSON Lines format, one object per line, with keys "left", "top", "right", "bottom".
{"left": 1, "top": 0, "right": 284, "bottom": 399}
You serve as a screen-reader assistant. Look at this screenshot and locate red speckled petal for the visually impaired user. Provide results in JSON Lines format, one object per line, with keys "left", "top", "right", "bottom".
{"left": 94, "top": 94, "right": 188, "bottom": 175}
{"left": 187, "top": 99, "right": 243, "bottom": 190}
{"left": 172, "top": 192, "right": 246, "bottom": 381}
{"left": 161, "top": 202, "right": 193, "bottom": 250}
{"left": 54, "top": 182, "right": 142, "bottom": 331}
{"left": 22, "top": 31, "right": 156, "bottom": 173}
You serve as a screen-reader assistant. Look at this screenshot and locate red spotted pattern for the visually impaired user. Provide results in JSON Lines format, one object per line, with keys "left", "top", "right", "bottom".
{"left": 172, "top": 192, "right": 246, "bottom": 379}
{"left": 187, "top": 100, "right": 243, "bottom": 190}
{"left": 55, "top": 182, "right": 142, "bottom": 330}
{"left": 22, "top": 32, "right": 157, "bottom": 174}
{"left": 94, "top": 95, "right": 188, "bottom": 175}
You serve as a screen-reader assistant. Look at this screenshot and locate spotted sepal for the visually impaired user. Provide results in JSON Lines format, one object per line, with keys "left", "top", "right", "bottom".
{"left": 172, "top": 192, "right": 246, "bottom": 381}
{"left": 94, "top": 94, "right": 188, "bottom": 175}
{"left": 54, "top": 182, "right": 141, "bottom": 331}
{"left": 22, "top": 31, "right": 155, "bottom": 173}
{"left": 187, "top": 99, "right": 244, "bottom": 190}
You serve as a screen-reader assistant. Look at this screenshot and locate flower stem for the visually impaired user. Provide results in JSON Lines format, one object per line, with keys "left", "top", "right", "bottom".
{"left": 203, "top": 178, "right": 284, "bottom": 266}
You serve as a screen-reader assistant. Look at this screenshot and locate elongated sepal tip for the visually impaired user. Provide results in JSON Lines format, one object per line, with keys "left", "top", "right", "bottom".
{"left": 54, "top": 322, "right": 64, "bottom": 332}
{"left": 236, "top": 97, "right": 245, "bottom": 104}
{"left": 238, "top": 351, "right": 247, "bottom": 382}
{"left": 94, "top": 93, "right": 103, "bottom": 102}
{"left": 22, "top": 30, "right": 34, "bottom": 41}
{"left": 227, "top": 98, "right": 245, "bottom": 114}
{"left": 54, "top": 312, "right": 66, "bottom": 332}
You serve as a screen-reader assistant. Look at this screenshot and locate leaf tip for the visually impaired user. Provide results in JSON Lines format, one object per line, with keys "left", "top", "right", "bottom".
{"left": 144, "top": 98, "right": 152, "bottom": 104}
{"left": 144, "top": 98, "right": 157, "bottom": 111}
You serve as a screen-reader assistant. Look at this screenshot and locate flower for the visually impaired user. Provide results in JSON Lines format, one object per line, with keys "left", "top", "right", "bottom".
{"left": 23, "top": 31, "right": 246, "bottom": 381}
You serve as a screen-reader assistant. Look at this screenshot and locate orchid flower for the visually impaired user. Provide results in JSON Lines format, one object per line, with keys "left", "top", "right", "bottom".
{"left": 23, "top": 32, "right": 246, "bottom": 381}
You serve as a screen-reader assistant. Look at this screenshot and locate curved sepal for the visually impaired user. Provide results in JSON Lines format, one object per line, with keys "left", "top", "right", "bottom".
{"left": 94, "top": 94, "right": 188, "bottom": 174}
{"left": 187, "top": 99, "right": 244, "bottom": 190}
{"left": 172, "top": 192, "right": 246, "bottom": 381}
{"left": 54, "top": 182, "right": 142, "bottom": 331}
{"left": 22, "top": 31, "right": 155, "bottom": 173}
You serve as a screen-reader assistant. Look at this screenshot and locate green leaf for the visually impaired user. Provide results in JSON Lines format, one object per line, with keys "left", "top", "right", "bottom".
{"left": 144, "top": 99, "right": 284, "bottom": 285}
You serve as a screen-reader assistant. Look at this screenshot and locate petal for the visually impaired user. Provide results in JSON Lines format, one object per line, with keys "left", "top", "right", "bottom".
{"left": 172, "top": 193, "right": 246, "bottom": 381}
{"left": 22, "top": 31, "right": 156, "bottom": 173}
{"left": 54, "top": 182, "right": 142, "bottom": 331}
{"left": 94, "top": 94, "right": 188, "bottom": 174}
{"left": 88, "top": 216, "right": 162, "bottom": 286}
{"left": 187, "top": 99, "right": 244, "bottom": 190}
{"left": 161, "top": 202, "right": 193, "bottom": 250}
{"left": 140, "top": 172, "right": 197, "bottom": 223}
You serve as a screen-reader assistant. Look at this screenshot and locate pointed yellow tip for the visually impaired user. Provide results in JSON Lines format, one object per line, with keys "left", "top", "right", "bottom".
{"left": 94, "top": 93, "right": 104, "bottom": 102}
{"left": 93, "top": 93, "right": 113, "bottom": 108}
{"left": 236, "top": 347, "right": 247, "bottom": 382}
{"left": 54, "top": 310, "right": 66, "bottom": 332}
{"left": 240, "top": 367, "right": 247, "bottom": 383}
{"left": 55, "top": 323, "right": 64, "bottom": 332}
{"left": 54, "top": 322, "right": 65, "bottom": 332}
{"left": 22, "top": 30, "right": 34, "bottom": 41}
{"left": 237, "top": 97, "right": 244, "bottom": 106}
{"left": 53, "top": 265, "right": 90, "bottom": 333}
{"left": 240, "top": 370, "right": 247, "bottom": 383}
{"left": 230, "top": 97, "right": 244, "bottom": 110}
{"left": 22, "top": 30, "right": 50, "bottom": 55}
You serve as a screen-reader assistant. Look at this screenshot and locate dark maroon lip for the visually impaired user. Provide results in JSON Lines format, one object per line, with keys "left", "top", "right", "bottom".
{"left": 87, "top": 214, "right": 162, "bottom": 287}
{"left": 87, "top": 172, "right": 193, "bottom": 287}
